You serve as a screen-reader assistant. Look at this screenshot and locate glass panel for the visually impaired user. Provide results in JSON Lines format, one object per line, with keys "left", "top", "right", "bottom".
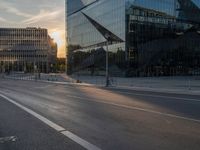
{"left": 126, "top": 0, "right": 200, "bottom": 76}
{"left": 66, "top": 0, "right": 126, "bottom": 76}
{"left": 67, "top": 0, "right": 97, "bottom": 15}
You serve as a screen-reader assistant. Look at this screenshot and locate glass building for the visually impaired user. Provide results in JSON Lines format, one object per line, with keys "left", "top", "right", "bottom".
{"left": 66, "top": 0, "right": 200, "bottom": 77}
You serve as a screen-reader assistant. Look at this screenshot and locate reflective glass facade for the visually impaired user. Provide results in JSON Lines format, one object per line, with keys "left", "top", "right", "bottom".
{"left": 66, "top": 0, "right": 126, "bottom": 76}
{"left": 66, "top": 0, "right": 200, "bottom": 77}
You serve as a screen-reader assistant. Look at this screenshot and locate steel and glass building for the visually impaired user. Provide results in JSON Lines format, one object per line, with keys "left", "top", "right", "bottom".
{"left": 0, "top": 27, "right": 57, "bottom": 73}
{"left": 66, "top": 0, "right": 200, "bottom": 77}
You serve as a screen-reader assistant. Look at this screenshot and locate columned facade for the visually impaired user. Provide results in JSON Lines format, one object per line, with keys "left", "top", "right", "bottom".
{"left": 0, "top": 28, "right": 57, "bottom": 73}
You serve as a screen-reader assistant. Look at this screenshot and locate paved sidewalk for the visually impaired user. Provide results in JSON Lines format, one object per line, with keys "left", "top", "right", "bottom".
{"left": 69, "top": 75, "right": 200, "bottom": 95}
{"left": 2, "top": 73, "right": 200, "bottom": 95}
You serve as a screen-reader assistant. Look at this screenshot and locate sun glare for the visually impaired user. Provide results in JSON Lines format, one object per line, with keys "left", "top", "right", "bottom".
{"left": 50, "top": 31, "right": 63, "bottom": 48}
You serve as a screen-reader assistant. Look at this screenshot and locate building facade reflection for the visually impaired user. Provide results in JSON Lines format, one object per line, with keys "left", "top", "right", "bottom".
{"left": 66, "top": 0, "right": 200, "bottom": 77}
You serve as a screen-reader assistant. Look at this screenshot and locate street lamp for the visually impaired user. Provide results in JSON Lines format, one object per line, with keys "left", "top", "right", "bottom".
{"left": 34, "top": 49, "right": 37, "bottom": 80}
{"left": 105, "top": 34, "right": 110, "bottom": 87}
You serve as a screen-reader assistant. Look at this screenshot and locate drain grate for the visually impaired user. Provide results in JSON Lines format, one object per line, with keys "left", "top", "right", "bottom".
{"left": 0, "top": 136, "right": 17, "bottom": 144}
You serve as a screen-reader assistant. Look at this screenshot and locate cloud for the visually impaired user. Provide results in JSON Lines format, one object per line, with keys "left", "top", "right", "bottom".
{"left": 0, "top": 17, "right": 7, "bottom": 22}
{"left": 0, "top": 0, "right": 66, "bottom": 57}
{"left": 0, "top": 1, "right": 32, "bottom": 18}
{"left": 5, "top": 6, "right": 32, "bottom": 18}
{"left": 22, "top": 9, "right": 62, "bottom": 25}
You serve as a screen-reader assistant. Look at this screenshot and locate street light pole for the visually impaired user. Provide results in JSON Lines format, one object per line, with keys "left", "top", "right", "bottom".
{"left": 106, "top": 40, "right": 109, "bottom": 87}
{"left": 34, "top": 49, "right": 37, "bottom": 81}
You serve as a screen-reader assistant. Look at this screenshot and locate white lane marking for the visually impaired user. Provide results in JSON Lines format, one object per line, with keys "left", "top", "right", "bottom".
{"left": 0, "top": 94, "right": 101, "bottom": 150}
{"left": 0, "top": 94, "right": 65, "bottom": 132}
{"left": 62, "top": 131, "right": 101, "bottom": 150}
{"left": 110, "top": 90, "right": 200, "bottom": 102}
{"left": 54, "top": 83, "right": 200, "bottom": 102}
{"left": 64, "top": 94, "right": 200, "bottom": 124}
{"left": 0, "top": 136, "right": 17, "bottom": 143}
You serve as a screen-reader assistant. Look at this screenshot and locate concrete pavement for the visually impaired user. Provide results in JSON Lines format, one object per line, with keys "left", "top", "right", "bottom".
{"left": 0, "top": 79, "right": 200, "bottom": 150}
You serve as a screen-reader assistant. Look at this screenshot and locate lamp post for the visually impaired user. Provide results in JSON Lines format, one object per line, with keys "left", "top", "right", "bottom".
{"left": 105, "top": 34, "right": 110, "bottom": 87}
{"left": 34, "top": 49, "right": 37, "bottom": 80}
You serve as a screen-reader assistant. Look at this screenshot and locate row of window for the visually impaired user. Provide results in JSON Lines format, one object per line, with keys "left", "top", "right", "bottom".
{"left": 0, "top": 30, "right": 47, "bottom": 37}
{"left": 0, "top": 55, "right": 48, "bottom": 59}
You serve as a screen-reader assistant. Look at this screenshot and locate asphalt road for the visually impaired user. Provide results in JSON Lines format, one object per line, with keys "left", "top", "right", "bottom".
{"left": 0, "top": 78, "right": 200, "bottom": 150}
{"left": 0, "top": 97, "right": 84, "bottom": 150}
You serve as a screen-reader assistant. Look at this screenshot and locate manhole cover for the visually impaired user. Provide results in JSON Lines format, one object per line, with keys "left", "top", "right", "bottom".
{"left": 0, "top": 136, "right": 17, "bottom": 144}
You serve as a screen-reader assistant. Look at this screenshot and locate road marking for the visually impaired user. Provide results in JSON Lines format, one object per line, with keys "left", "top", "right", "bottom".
{"left": 0, "top": 93, "right": 101, "bottom": 150}
{"left": 109, "top": 90, "right": 200, "bottom": 102}
{"left": 0, "top": 94, "right": 65, "bottom": 132}
{"left": 59, "top": 84, "right": 200, "bottom": 102}
{"left": 1, "top": 87, "right": 200, "bottom": 125}
{"left": 0, "top": 136, "right": 17, "bottom": 143}
{"left": 61, "top": 131, "right": 101, "bottom": 150}
{"left": 64, "top": 94, "right": 200, "bottom": 124}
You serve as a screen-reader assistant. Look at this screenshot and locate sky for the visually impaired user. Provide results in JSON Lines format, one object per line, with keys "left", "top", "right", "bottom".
{"left": 0, "top": 0, "right": 66, "bottom": 58}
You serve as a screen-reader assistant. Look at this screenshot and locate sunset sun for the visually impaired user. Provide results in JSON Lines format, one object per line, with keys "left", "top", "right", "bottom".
{"left": 50, "top": 31, "right": 63, "bottom": 48}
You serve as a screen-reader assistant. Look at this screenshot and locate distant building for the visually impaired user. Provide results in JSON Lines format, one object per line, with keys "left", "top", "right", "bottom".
{"left": 66, "top": 0, "right": 200, "bottom": 77}
{"left": 0, "top": 27, "right": 57, "bottom": 73}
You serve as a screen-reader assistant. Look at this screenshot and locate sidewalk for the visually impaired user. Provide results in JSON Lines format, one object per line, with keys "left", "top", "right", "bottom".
{"left": 2, "top": 73, "right": 200, "bottom": 95}
{"left": 69, "top": 75, "right": 200, "bottom": 95}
